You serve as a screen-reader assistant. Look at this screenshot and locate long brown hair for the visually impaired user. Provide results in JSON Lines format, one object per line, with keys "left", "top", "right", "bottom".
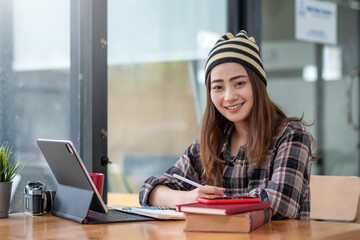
{"left": 200, "top": 65, "right": 304, "bottom": 186}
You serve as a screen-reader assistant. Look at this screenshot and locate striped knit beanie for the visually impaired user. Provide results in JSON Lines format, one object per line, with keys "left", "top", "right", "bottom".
{"left": 205, "top": 30, "right": 267, "bottom": 86}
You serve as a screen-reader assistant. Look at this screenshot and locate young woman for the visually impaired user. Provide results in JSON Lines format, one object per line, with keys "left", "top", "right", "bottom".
{"left": 139, "top": 31, "right": 313, "bottom": 220}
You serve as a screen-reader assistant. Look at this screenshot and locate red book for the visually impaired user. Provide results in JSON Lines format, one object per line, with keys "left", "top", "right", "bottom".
{"left": 177, "top": 201, "right": 270, "bottom": 215}
{"left": 183, "top": 208, "right": 272, "bottom": 233}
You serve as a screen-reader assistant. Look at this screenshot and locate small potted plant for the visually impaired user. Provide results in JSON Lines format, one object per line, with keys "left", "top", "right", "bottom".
{"left": 0, "top": 142, "right": 27, "bottom": 218}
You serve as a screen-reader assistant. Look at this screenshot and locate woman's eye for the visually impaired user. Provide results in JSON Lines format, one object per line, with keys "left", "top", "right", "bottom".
{"left": 236, "top": 81, "right": 245, "bottom": 87}
{"left": 212, "top": 85, "right": 222, "bottom": 90}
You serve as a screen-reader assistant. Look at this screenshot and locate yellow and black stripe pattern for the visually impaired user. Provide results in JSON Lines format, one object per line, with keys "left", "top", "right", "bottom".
{"left": 205, "top": 30, "right": 267, "bottom": 86}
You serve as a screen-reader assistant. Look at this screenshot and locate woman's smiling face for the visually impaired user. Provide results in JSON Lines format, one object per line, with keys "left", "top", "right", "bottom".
{"left": 210, "top": 62, "right": 253, "bottom": 126}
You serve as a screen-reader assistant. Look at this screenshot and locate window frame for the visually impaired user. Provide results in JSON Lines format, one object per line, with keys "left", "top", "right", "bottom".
{"left": 71, "top": 0, "right": 109, "bottom": 202}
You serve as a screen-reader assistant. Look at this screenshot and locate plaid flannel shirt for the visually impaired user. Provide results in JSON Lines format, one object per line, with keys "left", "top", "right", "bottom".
{"left": 139, "top": 121, "right": 312, "bottom": 220}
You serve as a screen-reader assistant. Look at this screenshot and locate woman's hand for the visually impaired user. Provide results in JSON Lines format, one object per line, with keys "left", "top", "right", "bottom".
{"left": 181, "top": 185, "right": 226, "bottom": 204}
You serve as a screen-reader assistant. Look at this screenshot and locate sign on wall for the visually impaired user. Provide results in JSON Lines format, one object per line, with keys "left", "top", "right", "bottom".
{"left": 295, "top": 0, "right": 337, "bottom": 44}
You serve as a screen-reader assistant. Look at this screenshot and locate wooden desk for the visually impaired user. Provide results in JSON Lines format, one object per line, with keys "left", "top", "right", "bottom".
{"left": 1, "top": 193, "right": 360, "bottom": 240}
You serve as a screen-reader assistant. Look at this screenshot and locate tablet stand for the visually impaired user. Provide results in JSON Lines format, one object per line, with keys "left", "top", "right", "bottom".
{"left": 52, "top": 184, "right": 94, "bottom": 223}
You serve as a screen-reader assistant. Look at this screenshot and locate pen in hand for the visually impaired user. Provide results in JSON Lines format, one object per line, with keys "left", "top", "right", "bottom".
{"left": 172, "top": 173, "right": 204, "bottom": 188}
{"left": 172, "top": 173, "right": 227, "bottom": 197}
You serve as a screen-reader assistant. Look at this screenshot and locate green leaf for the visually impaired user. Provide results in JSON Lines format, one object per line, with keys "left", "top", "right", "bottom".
{"left": 0, "top": 141, "right": 29, "bottom": 182}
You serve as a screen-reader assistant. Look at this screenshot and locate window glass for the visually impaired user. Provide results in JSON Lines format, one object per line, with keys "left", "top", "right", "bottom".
{"left": 107, "top": 0, "right": 227, "bottom": 193}
{"left": 0, "top": 0, "right": 73, "bottom": 213}
{"left": 261, "top": 0, "right": 360, "bottom": 175}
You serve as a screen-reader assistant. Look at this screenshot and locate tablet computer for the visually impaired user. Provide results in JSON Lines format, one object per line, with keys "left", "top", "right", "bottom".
{"left": 37, "top": 139, "right": 154, "bottom": 224}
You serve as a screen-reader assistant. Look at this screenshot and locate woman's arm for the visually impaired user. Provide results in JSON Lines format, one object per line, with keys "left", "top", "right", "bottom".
{"left": 139, "top": 137, "right": 224, "bottom": 206}
{"left": 249, "top": 122, "right": 312, "bottom": 220}
{"left": 148, "top": 185, "right": 225, "bottom": 208}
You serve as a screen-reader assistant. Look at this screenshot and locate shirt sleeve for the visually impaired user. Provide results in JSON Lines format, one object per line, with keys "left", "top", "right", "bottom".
{"left": 248, "top": 122, "right": 312, "bottom": 220}
{"left": 139, "top": 137, "right": 203, "bottom": 206}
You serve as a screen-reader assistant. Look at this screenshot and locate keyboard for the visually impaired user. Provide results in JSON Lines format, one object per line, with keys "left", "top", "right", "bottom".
{"left": 84, "top": 209, "right": 155, "bottom": 224}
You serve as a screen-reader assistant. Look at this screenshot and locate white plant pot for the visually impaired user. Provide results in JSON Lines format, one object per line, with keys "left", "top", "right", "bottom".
{"left": 0, "top": 182, "right": 13, "bottom": 218}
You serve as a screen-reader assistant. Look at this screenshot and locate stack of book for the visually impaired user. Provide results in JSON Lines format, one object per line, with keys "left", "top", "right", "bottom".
{"left": 177, "top": 200, "right": 271, "bottom": 233}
